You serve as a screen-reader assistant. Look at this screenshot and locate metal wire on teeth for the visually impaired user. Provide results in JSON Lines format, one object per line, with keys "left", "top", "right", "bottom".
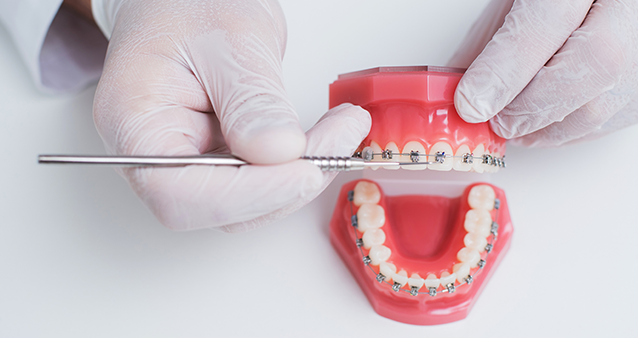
{"left": 354, "top": 149, "right": 506, "bottom": 168}
{"left": 347, "top": 189, "right": 500, "bottom": 296}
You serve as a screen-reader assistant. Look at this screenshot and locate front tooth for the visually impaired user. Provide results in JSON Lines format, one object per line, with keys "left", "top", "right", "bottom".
{"left": 453, "top": 144, "right": 472, "bottom": 171}
{"left": 393, "top": 270, "right": 408, "bottom": 286}
{"left": 453, "top": 263, "right": 471, "bottom": 283}
{"left": 464, "top": 233, "right": 489, "bottom": 252}
{"left": 464, "top": 209, "right": 492, "bottom": 237}
{"left": 368, "top": 245, "right": 391, "bottom": 265}
{"left": 370, "top": 141, "right": 383, "bottom": 170}
{"left": 408, "top": 273, "right": 424, "bottom": 289}
{"left": 356, "top": 204, "right": 385, "bottom": 232}
{"left": 353, "top": 181, "right": 381, "bottom": 206}
{"left": 383, "top": 142, "right": 400, "bottom": 170}
{"left": 424, "top": 273, "right": 440, "bottom": 289}
{"left": 439, "top": 271, "right": 457, "bottom": 287}
{"left": 379, "top": 262, "right": 397, "bottom": 282}
{"left": 400, "top": 141, "right": 427, "bottom": 170}
{"left": 428, "top": 141, "right": 454, "bottom": 171}
{"left": 468, "top": 184, "right": 496, "bottom": 210}
{"left": 362, "top": 229, "right": 386, "bottom": 249}
{"left": 457, "top": 247, "right": 481, "bottom": 268}
{"left": 472, "top": 144, "right": 485, "bottom": 173}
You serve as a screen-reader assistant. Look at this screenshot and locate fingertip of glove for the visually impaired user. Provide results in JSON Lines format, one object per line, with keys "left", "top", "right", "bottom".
{"left": 454, "top": 89, "right": 491, "bottom": 124}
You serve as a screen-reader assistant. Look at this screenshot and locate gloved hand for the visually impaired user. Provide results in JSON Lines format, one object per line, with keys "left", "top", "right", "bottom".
{"left": 91, "top": 0, "right": 371, "bottom": 232}
{"left": 449, "top": 0, "right": 638, "bottom": 147}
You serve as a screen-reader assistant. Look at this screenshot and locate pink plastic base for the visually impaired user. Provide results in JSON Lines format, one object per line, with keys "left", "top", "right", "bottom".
{"left": 329, "top": 179, "right": 513, "bottom": 325}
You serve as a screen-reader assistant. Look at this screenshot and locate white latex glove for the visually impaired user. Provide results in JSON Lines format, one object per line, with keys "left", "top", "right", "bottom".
{"left": 91, "top": 0, "right": 371, "bottom": 232}
{"left": 449, "top": 0, "right": 638, "bottom": 147}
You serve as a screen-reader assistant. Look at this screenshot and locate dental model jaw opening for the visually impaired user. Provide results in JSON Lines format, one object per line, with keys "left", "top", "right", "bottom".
{"left": 328, "top": 66, "right": 514, "bottom": 326}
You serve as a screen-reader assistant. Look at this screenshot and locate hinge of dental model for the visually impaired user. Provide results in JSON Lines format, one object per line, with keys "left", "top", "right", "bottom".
{"left": 347, "top": 189, "right": 501, "bottom": 297}
{"left": 354, "top": 148, "right": 506, "bottom": 168}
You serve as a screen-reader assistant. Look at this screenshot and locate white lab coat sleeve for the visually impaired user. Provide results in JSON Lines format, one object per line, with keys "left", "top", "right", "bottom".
{"left": 0, "top": 1, "right": 108, "bottom": 94}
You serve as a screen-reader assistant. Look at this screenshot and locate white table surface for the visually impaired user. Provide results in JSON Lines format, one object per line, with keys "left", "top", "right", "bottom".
{"left": 1, "top": 1, "right": 637, "bottom": 337}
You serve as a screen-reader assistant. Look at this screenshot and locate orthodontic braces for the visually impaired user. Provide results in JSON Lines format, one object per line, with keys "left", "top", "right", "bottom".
{"left": 346, "top": 189, "right": 500, "bottom": 297}
{"left": 354, "top": 149, "right": 506, "bottom": 168}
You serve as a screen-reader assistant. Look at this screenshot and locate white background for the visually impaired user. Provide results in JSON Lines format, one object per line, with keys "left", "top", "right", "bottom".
{"left": 1, "top": 1, "right": 637, "bottom": 337}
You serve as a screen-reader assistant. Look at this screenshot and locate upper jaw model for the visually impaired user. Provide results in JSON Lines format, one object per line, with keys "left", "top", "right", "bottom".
{"left": 328, "top": 66, "right": 514, "bottom": 326}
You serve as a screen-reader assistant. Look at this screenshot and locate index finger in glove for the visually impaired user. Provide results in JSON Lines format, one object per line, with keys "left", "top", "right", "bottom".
{"left": 455, "top": 0, "right": 594, "bottom": 123}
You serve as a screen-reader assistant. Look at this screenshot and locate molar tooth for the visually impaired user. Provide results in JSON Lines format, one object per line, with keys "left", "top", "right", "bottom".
{"left": 464, "top": 209, "right": 492, "bottom": 237}
{"left": 356, "top": 204, "right": 385, "bottom": 232}
{"left": 368, "top": 245, "right": 391, "bottom": 266}
{"left": 472, "top": 144, "right": 485, "bottom": 173}
{"left": 400, "top": 141, "right": 427, "bottom": 170}
{"left": 369, "top": 141, "right": 383, "bottom": 170}
{"left": 362, "top": 229, "right": 386, "bottom": 249}
{"left": 408, "top": 273, "right": 424, "bottom": 289}
{"left": 382, "top": 142, "right": 400, "bottom": 170}
{"left": 379, "top": 262, "right": 397, "bottom": 282}
{"left": 424, "top": 273, "right": 440, "bottom": 289}
{"left": 439, "top": 271, "right": 457, "bottom": 287}
{"left": 453, "top": 263, "right": 471, "bottom": 283}
{"left": 464, "top": 233, "right": 489, "bottom": 253}
{"left": 428, "top": 142, "right": 454, "bottom": 171}
{"left": 393, "top": 270, "right": 408, "bottom": 286}
{"left": 468, "top": 185, "right": 496, "bottom": 210}
{"left": 353, "top": 181, "right": 381, "bottom": 206}
{"left": 453, "top": 144, "right": 472, "bottom": 171}
{"left": 457, "top": 247, "right": 481, "bottom": 268}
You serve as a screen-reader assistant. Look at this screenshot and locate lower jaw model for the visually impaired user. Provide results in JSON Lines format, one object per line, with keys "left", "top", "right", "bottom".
{"left": 328, "top": 66, "right": 514, "bottom": 325}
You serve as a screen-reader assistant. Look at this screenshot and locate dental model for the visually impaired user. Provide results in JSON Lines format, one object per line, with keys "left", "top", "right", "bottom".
{"left": 328, "top": 66, "right": 514, "bottom": 325}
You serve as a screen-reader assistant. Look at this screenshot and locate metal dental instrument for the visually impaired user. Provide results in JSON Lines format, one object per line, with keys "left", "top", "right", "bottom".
{"left": 37, "top": 154, "right": 413, "bottom": 171}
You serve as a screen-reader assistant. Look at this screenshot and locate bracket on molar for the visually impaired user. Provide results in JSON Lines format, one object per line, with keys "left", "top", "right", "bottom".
{"left": 478, "top": 259, "right": 486, "bottom": 268}
{"left": 485, "top": 244, "right": 493, "bottom": 253}
{"left": 363, "top": 256, "right": 371, "bottom": 265}
{"left": 494, "top": 198, "right": 501, "bottom": 210}
{"left": 428, "top": 287, "right": 437, "bottom": 297}
{"left": 462, "top": 153, "right": 474, "bottom": 164}
{"left": 356, "top": 239, "right": 364, "bottom": 248}
{"left": 351, "top": 215, "right": 358, "bottom": 228}
{"left": 435, "top": 151, "right": 446, "bottom": 164}
{"left": 446, "top": 283, "right": 456, "bottom": 294}
{"left": 410, "top": 286, "right": 419, "bottom": 296}
{"left": 491, "top": 222, "right": 499, "bottom": 235}
{"left": 382, "top": 149, "right": 393, "bottom": 160}
{"left": 410, "top": 151, "right": 420, "bottom": 163}
{"left": 347, "top": 190, "right": 354, "bottom": 201}
{"left": 464, "top": 275, "right": 474, "bottom": 285}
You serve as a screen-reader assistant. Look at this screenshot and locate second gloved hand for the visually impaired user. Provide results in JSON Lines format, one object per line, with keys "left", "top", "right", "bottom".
{"left": 449, "top": 0, "right": 638, "bottom": 147}
{"left": 91, "top": 0, "right": 371, "bottom": 232}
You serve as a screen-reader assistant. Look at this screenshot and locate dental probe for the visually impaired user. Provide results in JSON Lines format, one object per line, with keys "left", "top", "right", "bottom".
{"left": 37, "top": 154, "right": 411, "bottom": 171}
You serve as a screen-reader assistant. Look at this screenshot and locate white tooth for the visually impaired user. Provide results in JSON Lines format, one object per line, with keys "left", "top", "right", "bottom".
{"left": 472, "top": 144, "right": 485, "bottom": 173}
{"left": 370, "top": 141, "right": 383, "bottom": 170}
{"left": 468, "top": 184, "right": 496, "bottom": 210}
{"left": 424, "top": 273, "right": 440, "bottom": 289}
{"left": 457, "top": 247, "right": 481, "bottom": 268}
{"left": 428, "top": 141, "right": 454, "bottom": 171}
{"left": 368, "top": 245, "right": 391, "bottom": 266}
{"left": 356, "top": 204, "right": 385, "bottom": 232}
{"left": 453, "top": 263, "right": 471, "bottom": 283}
{"left": 439, "top": 271, "right": 457, "bottom": 287}
{"left": 353, "top": 181, "right": 381, "bottom": 206}
{"left": 383, "top": 142, "right": 400, "bottom": 170}
{"left": 464, "top": 209, "right": 492, "bottom": 237}
{"left": 400, "top": 141, "right": 427, "bottom": 170}
{"left": 379, "top": 262, "right": 397, "bottom": 282}
{"left": 453, "top": 144, "right": 472, "bottom": 172}
{"left": 362, "top": 229, "right": 386, "bottom": 249}
{"left": 393, "top": 270, "right": 408, "bottom": 286}
{"left": 464, "top": 233, "right": 489, "bottom": 252}
{"left": 408, "top": 273, "right": 424, "bottom": 289}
